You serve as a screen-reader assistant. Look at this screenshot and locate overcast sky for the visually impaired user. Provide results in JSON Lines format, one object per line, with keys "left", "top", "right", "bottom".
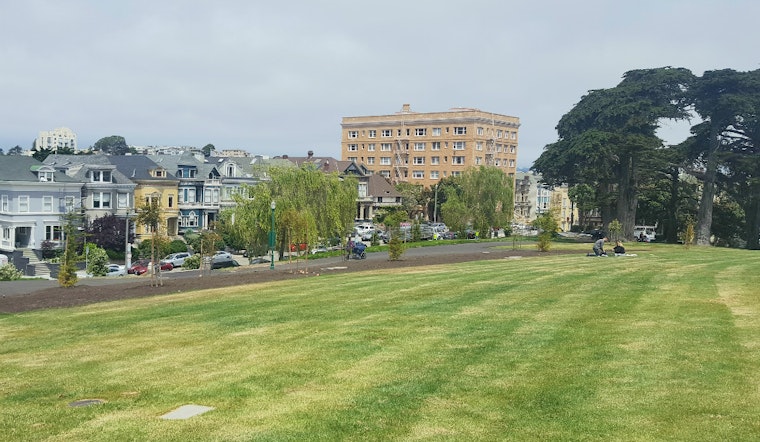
{"left": 2, "top": 0, "right": 758, "bottom": 168}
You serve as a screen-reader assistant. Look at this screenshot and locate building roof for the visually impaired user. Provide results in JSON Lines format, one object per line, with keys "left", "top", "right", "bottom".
{"left": 367, "top": 173, "right": 401, "bottom": 198}
{"left": 105, "top": 155, "right": 178, "bottom": 182}
{"left": 0, "top": 155, "right": 79, "bottom": 183}
{"left": 43, "top": 154, "right": 134, "bottom": 185}
{"left": 147, "top": 152, "right": 221, "bottom": 180}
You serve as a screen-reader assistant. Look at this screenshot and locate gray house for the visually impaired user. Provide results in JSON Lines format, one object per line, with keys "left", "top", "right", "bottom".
{"left": 0, "top": 156, "right": 83, "bottom": 273}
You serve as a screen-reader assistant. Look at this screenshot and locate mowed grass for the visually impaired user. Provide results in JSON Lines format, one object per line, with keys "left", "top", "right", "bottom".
{"left": 1, "top": 244, "right": 760, "bottom": 441}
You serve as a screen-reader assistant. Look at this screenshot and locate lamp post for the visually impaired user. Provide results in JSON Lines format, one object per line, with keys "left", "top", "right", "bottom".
{"left": 269, "top": 200, "right": 276, "bottom": 270}
{"left": 433, "top": 183, "right": 439, "bottom": 223}
{"left": 124, "top": 210, "right": 133, "bottom": 271}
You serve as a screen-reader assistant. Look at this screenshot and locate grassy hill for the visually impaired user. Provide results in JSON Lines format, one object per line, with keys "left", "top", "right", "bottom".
{"left": 2, "top": 244, "right": 759, "bottom": 440}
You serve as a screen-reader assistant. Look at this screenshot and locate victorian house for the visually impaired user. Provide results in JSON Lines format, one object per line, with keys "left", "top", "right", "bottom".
{"left": 0, "top": 156, "right": 83, "bottom": 272}
{"left": 148, "top": 152, "right": 223, "bottom": 233}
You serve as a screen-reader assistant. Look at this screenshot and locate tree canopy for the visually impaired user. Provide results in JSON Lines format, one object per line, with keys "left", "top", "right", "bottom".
{"left": 93, "top": 136, "right": 129, "bottom": 155}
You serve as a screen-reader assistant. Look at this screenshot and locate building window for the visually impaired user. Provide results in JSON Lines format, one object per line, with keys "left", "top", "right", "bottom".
{"left": 368, "top": 130, "right": 376, "bottom": 138}
{"left": 348, "top": 144, "right": 358, "bottom": 151}
{"left": 511, "top": 132, "right": 517, "bottom": 140}
{"left": 168, "top": 196, "right": 174, "bottom": 208}
{"left": 226, "top": 164, "right": 236, "bottom": 176}
{"left": 380, "top": 170, "right": 390, "bottom": 178}
{"left": 367, "top": 157, "right": 375, "bottom": 165}
{"left": 430, "top": 171, "right": 439, "bottom": 179}
{"left": 348, "top": 130, "right": 358, "bottom": 139}
{"left": 454, "top": 126, "right": 467, "bottom": 135}
{"left": 432, "top": 128, "right": 441, "bottom": 136}
{"left": 415, "top": 128, "right": 427, "bottom": 136}
{"left": 431, "top": 156, "right": 440, "bottom": 165}
{"left": 412, "top": 170, "right": 424, "bottom": 179}
{"left": 348, "top": 157, "right": 357, "bottom": 162}
{"left": 91, "top": 170, "right": 111, "bottom": 182}
{"left": 477, "top": 127, "right": 484, "bottom": 135}
{"left": 93, "top": 192, "right": 111, "bottom": 209}
{"left": 431, "top": 142, "right": 441, "bottom": 151}
{"left": 381, "top": 129, "right": 392, "bottom": 137}
{"left": 367, "top": 143, "right": 376, "bottom": 152}
{"left": 475, "top": 157, "right": 483, "bottom": 165}
{"left": 380, "top": 157, "right": 391, "bottom": 165}
{"left": 1, "top": 195, "right": 8, "bottom": 212}
{"left": 183, "top": 188, "right": 196, "bottom": 203}
{"left": 413, "top": 157, "right": 425, "bottom": 165}
{"left": 452, "top": 171, "right": 461, "bottom": 177}
{"left": 414, "top": 142, "right": 425, "bottom": 151}
{"left": 381, "top": 143, "right": 392, "bottom": 151}
{"left": 476, "top": 142, "right": 483, "bottom": 151}
{"left": 43, "top": 196, "right": 53, "bottom": 212}
{"left": 19, "top": 196, "right": 29, "bottom": 212}
{"left": 39, "top": 171, "right": 54, "bottom": 182}
{"left": 45, "top": 225, "right": 62, "bottom": 241}
{"left": 358, "top": 183, "right": 368, "bottom": 198}
{"left": 509, "top": 159, "right": 515, "bottom": 167}
{"left": 452, "top": 156, "right": 465, "bottom": 165}
{"left": 497, "top": 130, "right": 503, "bottom": 138}
{"left": 117, "top": 193, "right": 129, "bottom": 208}
{"left": 453, "top": 141, "right": 466, "bottom": 150}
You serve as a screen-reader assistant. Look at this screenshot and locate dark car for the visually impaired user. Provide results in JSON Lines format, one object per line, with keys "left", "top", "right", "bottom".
{"left": 206, "top": 251, "right": 240, "bottom": 269}
{"left": 440, "top": 231, "right": 458, "bottom": 240}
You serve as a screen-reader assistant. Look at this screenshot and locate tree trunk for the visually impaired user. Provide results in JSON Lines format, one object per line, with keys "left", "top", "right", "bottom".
{"left": 664, "top": 167, "right": 680, "bottom": 243}
{"left": 616, "top": 154, "right": 638, "bottom": 240}
{"left": 744, "top": 182, "right": 760, "bottom": 250}
{"left": 696, "top": 129, "right": 720, "bottom": 246}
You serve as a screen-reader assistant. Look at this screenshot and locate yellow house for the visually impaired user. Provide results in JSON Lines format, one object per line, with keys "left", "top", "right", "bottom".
{"left": 108, "top": 156, "right": 179, "bottom": 239}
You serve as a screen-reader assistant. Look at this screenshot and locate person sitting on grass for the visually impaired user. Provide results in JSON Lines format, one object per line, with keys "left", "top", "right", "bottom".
{"left": 593, "top": 236, "right": 608, "bottom": 256}
{"left": 613, "top": 240, "right": 626, "bottom": 255}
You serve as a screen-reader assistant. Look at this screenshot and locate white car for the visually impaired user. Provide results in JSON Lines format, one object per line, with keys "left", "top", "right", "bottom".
{"left": 106, "top": 264, "right": 126, "bottom": 277}
{"left": 161, "top": 252, "right": 192, "bottom": 267}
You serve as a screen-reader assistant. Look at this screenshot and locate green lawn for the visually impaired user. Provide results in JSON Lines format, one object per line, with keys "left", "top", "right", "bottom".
{"left": 1, "top": 244, "right": 759, "bottom": 441}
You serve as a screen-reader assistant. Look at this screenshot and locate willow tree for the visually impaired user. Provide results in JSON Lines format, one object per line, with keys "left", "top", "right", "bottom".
{"left": 226, "top": 164, "right": 357, "bottom": 261}
{"left": 462, "top": 166, "right": 514, "bottom": 236}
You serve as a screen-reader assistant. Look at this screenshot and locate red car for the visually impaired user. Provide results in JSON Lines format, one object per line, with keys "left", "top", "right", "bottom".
{"left": 128, "top": 259, "right": 173, "bottom": 275}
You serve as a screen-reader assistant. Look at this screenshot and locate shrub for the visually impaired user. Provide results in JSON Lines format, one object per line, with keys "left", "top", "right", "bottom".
{"left": 183, "top": 254, "right": 201, "bottom": 269}
{"left": 533, "top": 211, "right": 559, "bottom": 252}
{"left": 0, "top": 263, "right": 23, "bottom": 281}
{"left": 167, "top": 239, "right": 189, "bottom": 254}
{"left": 85, "top": 246, "right": 110, "bottom": 276}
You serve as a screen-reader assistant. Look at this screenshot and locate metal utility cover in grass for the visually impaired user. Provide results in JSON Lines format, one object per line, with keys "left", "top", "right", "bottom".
{"left": 160, "top": 404, "right": 215, "bottom": 420}
{"left": 68, "top": 399, "right": 105, "bottom": 407}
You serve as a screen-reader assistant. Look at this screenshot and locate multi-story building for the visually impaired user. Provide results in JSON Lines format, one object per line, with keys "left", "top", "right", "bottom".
{"left": 148, "top": 152, "right": 223, "bottom": 234}
{"left": 44, "top": 154, "right": 137, "bottom": 224}
{"left": 0, "top": 156, "right": 83, "bottom": 272}
{"left": 106, "top": 156, "right": 180, "bottom": 239}
{"left": 514, "top": 171, "right": 578, "bottom": 232}
{"left": 341, "top": 104, "right": 519, "bottom": 187}
{"left": 36, "top": 127, "right": 78, "bottom": 152}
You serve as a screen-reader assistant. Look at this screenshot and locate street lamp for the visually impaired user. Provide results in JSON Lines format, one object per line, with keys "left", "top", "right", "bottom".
{"left": 124, "top": 210, "right": 133, "bottom": 271}
{"left": 269, "top": 200, "right": 276, "bottom": 270}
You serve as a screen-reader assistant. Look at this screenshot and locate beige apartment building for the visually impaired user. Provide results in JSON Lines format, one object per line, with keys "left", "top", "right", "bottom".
{"left": 341, "top": 104, "right": 520, "bottom": 188}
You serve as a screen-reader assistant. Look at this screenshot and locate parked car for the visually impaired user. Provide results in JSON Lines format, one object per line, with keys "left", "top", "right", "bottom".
{"left": 439, "top": 231, "right": 458, "bottom": 240}
{"left": 106, "top": 264, "right": 126, "bottom": 277}
{"left": 207, "top": 251, "right": 239, "bottom": 269}
{"left": 249, "top": 257, "right": 270, "bottom": 265}
{"left": 128, "top": 259, "right": 173, "bottom": 275}
{"left": 160, "top": 252, "right": 192, "bottom": 267}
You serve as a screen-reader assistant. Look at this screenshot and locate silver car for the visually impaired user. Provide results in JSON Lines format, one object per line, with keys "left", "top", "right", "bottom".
{"left": 161, "top": 252, "right": 192, "bottom": 267}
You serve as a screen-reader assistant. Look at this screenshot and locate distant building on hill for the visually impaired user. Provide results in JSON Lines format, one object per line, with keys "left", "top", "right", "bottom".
{"left": 35, "top": 127, "right": 78, "bottom": 152}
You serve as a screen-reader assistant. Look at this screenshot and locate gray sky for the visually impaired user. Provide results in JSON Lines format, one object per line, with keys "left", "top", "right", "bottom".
{"left": 2, "top": 0, "right": 758, "bottom": 168}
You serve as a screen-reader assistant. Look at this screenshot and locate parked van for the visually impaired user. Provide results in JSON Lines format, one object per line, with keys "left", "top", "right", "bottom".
{"left": 633, "top": 225, "right": 656, "bottom": 242}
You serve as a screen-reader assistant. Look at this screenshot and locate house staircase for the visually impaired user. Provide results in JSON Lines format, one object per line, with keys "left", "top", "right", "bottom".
{"left": 21, "top": 249, "right": 52, "bottom": 279}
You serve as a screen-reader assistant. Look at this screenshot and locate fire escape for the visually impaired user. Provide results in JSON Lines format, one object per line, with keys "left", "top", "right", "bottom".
{"left": 393, "top": 138, "right": 409, "bottom": 184}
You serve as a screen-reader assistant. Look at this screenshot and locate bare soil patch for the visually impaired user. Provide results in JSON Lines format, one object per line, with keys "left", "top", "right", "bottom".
{"left": 0, "top": 243, "right": 573, "bottom": 313}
